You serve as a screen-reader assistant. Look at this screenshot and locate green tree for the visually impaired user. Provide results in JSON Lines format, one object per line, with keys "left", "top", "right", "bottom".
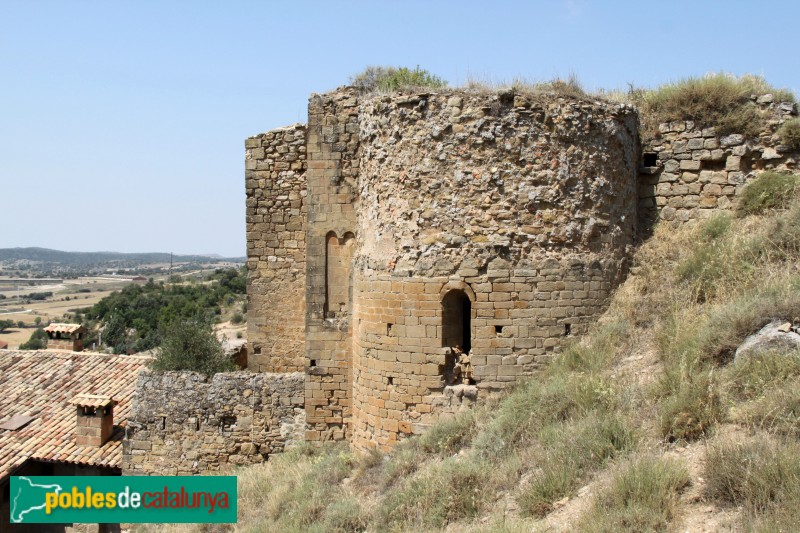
{"left": 20, "top": 328, "right": 48, "bottom": 350}
{"left": 150, "top": 320, "right": 235, "bottom": 375}
{"left": 34, "top": 316, "right": 42, "bottom": 326}
{"left": 0, "top": 319, "right": 14, "bottom": 333}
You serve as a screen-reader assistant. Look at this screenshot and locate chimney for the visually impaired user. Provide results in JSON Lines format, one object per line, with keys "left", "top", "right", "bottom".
{"left": 70, "top": 394, "right": 117, "bottom": 446}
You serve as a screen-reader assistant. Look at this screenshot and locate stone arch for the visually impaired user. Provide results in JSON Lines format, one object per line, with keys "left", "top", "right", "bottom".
{"left": 441, "top": 289, "right": 473, "bottom": 354}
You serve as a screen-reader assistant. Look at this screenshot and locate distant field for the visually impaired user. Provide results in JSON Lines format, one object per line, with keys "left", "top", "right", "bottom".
{"left": 0, "top": 268, "right": 242, "bottom": 349}
{"left": 0, "top": 276, "right": 141, "bottom": 349}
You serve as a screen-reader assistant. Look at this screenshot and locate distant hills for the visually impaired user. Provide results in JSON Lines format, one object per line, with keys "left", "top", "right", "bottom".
{"left": 0, "top": 247, "right": 245, "bottom": 275}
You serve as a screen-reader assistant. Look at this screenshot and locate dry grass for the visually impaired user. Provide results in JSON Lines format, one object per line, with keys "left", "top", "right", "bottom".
{"left": 631, "top": 73, "right": 795, "bottom": 138}
{"left": 577, "top": 455, "right": 690, "bottom": 533}
{"left": 736, "top": 171, "right": 799, "bottom": 216}
{"left": 705, "top": 434, "right": 800, "bottom": 515}
{"left": 160, "top": 172, "right": 800, "bottom": 532}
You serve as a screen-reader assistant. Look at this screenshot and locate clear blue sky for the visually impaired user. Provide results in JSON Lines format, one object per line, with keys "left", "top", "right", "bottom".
{"left": 2, "top": 0, "right": 798, "bottom": 257}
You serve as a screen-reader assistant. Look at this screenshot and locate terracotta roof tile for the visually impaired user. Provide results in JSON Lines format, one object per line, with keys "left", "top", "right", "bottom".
{"left": 0, "top": 350, "right": 149, "bottom": 481}
{"left": 43, "top": 323, "right": 84, "bottom": 334}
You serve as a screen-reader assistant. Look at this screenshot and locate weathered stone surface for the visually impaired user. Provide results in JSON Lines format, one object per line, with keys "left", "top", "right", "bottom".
{"left": 238, "top": 87, "right": 800, "bottom": 454}
{"left": 639, "top": 95, "right": 800, "bottom": 227}
{"left": 122, "top": 371, "right": 305, "bottom": 475}
{"left": 735, "top": 321, "right": 800, "bottom": 362}
{"left": 246, "top": 124, "right": 307, "bottom": 373}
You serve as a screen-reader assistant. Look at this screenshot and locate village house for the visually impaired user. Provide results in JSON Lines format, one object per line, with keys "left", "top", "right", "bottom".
{"left": 0, "top": 349, "right": 149, "bottom": 532}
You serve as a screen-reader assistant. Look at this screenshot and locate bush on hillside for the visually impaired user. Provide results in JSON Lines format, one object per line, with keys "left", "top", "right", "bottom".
{"left": 736, "top": 171, "right": 798, "bottom": 216}
{"left": 150, "top": 320, "right": 235, "bottom": 375}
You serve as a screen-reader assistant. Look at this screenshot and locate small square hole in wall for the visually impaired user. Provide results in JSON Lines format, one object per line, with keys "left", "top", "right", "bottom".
{"left": 495, "top": 325, "right": 503, "bottom": 335}
{"left": 253, "top": 346, "right": 262, "bottom": 355}
{"left": 160, "top": 417, "right": 166, "bottom": 430}
{"left": 387, "top": 323, "right": 394, "bottom": 336}
{"left": 310, "top": 359, "right": 317, "bottom": 367}
{"left": 387, "top": 376, "right": 394, "bottom": 385}
{"left": 564, "top": 323, "right": 572, "bottom": 337}
{"left": 643, "top": 152, "right": 658, "bottom": 167}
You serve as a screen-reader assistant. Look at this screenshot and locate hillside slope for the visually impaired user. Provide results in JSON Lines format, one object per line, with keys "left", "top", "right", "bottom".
{"left": 172, "top": 170, "right": 796, "bottom": 533}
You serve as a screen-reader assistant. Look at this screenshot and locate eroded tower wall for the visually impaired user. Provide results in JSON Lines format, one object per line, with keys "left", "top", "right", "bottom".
{"left": 304, "top": 89, "right": 360, "bottom": 442}
{"left": 246, "top": 125, "right": 307, "bottom": 372}
{"left": 350, "top": 92, "right": 639, "bottom": 449}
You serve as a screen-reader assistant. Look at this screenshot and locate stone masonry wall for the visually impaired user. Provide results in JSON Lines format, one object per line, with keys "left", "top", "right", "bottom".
{"left": 246, "top": 124, "right": 307, "bottom": 372}
{"left": 122, "top": 371, "right": 305, "bottom": 475}
{"left": 639, "top": 96, "right": 799, "bottom": 227}
{"left": 304, "top": 88, "right": 361, "bottom": 443}
{"left": 350, "top": 90, "right": 639, "bottom": 449}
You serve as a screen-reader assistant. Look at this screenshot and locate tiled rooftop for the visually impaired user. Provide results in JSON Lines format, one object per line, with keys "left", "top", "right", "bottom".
{"left": 0, "top": 350, "right": 149, "bottom": 480}
{"left": 43, "top": 323, "right": 84, "bottom": 334}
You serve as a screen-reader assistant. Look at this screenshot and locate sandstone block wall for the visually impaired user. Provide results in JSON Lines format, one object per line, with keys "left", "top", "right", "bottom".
{"left": 304, "top": 89, "right": 360, "bottom": 443}
{"left": 246, "top": 124, "right": 307, "bottom": 372}
{"left": 122, "top": 371, "right": 305, "bottom": 475}
{"left": 639, "top": 97, "right": 799, "bottom": 227}
{"left": 243, "top": 87, "right": 800, "bottom": 452}
{"left": 350, "top": 91, "right": 639, "bottom": 449}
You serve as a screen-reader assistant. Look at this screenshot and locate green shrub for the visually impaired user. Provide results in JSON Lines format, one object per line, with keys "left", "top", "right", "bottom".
{"left": 577, "top": 456, "right": 690, "bottom": 533}
{"left": 19, "top": 327, "right": 48, "bottom": 350}
{"left": 150, "top": 320, "right": 235, "bottom": 375}
{"left": 635, "top": 73, "right": 795, "bottom": 138}
{"left": 705, "top": 435, "right": 800, "bottom": 511}
{"left": 350, "top": 65, "right": 446, "bottom": 93}
{"left": 230, "top": 312, "right": 245, "bottom": 325}
{"left": 778, "top": 118, "right": 800, "bottom": 150}
{"left": 736, "top": 171, "right": 798, "bottom": 216}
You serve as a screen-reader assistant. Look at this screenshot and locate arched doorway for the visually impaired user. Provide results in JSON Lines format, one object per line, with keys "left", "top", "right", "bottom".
{"left": 441, "top": 289, "right": 472, "bottom": 353}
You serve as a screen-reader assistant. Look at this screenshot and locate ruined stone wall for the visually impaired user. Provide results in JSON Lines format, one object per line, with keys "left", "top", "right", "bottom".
{"left": 304, "top": 89, "right": 360, "bottom": 442}
{"left": 122, "top": 371, "right": 305, "bottom": 475}
{"left": 639, "top": 97, "right": 799, "bottom": 226}
{"left": 350, "top": 90, "right": 640, "bottom": 449}
{"left": 246, "top": 124, "right": 307, "bottom": 372}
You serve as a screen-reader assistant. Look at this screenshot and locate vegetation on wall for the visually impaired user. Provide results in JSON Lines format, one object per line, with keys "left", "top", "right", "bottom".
{"left": 350, "top": 65, "right": 447, "bottom": 93}
{"left": 628, "top": 73, "right": 795, "bottom": 138}
{"left": 778, "top": 117, "right": 800, "bottom": 150}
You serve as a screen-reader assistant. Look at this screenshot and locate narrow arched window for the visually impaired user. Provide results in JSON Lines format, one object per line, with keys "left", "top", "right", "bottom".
{"left": 442, "top": 290, "right": 472, "bottom": 353}
{"left": 325, "top": 231, "right": 355, "bottom": 318}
